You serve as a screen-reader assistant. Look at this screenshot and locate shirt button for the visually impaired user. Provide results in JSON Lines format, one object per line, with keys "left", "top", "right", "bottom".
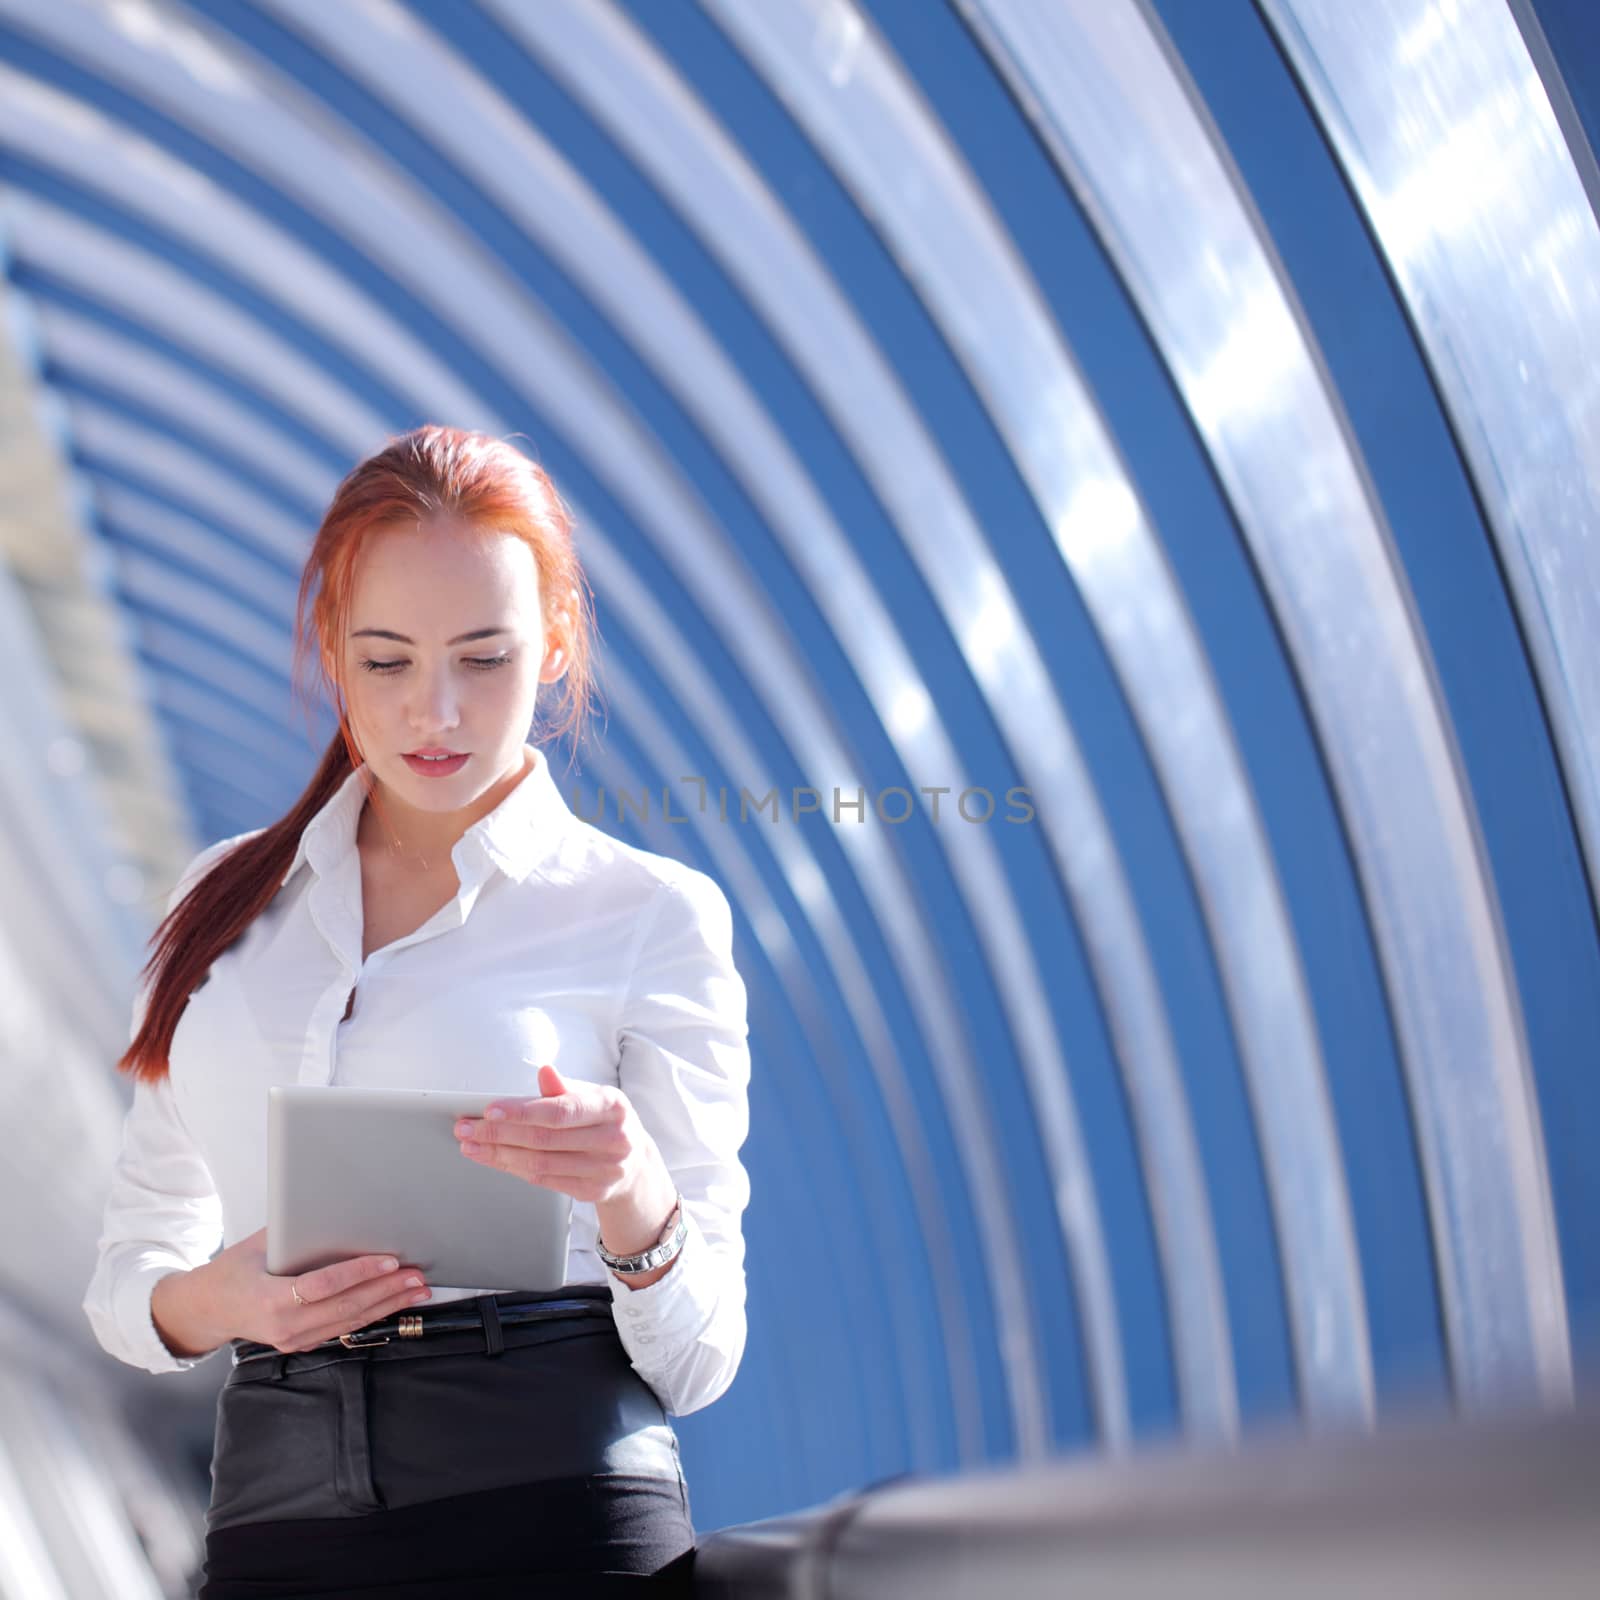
{"left": 637, "top": 1334, "right": 656, "bottom": 1345}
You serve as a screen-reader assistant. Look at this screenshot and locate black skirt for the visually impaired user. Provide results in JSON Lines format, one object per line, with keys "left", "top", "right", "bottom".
{"left": 198, "top": 1286, "right": 696, "bottom": 1598}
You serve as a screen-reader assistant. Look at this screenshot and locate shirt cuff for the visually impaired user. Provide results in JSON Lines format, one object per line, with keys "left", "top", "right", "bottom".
{"left": 605, "top": 1206, "right": 720, "bottom": 1361}
{"left": 117, "top": 1254, "right": 227, "bottom": 1375}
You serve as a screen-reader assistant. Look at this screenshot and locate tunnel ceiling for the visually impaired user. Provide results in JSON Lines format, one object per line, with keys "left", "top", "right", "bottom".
{"left": 2, "top": 0, "right": 1598, "bottom": 1512}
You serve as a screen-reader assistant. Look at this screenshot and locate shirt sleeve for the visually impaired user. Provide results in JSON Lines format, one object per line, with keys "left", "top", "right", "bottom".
{"left": 607, "top": 868, "right": 753, "bottom": 1417}
{"left": 81, "top": 841, "right": 236, "bottom": 1375}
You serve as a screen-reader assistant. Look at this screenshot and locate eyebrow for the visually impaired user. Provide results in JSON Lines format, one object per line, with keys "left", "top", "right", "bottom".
{"left": 349, "top": 627, "right": 510, "bottom": 645}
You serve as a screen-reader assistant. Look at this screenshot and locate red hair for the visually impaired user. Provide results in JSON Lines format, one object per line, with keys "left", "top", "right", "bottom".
{"left": 119, "top": 426, "right": 598, "bottom": 1085}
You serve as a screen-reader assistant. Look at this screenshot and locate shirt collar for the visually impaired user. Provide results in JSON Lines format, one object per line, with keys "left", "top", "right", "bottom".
{"left": 280, "top": 744, "right": 573, "bottom": 890}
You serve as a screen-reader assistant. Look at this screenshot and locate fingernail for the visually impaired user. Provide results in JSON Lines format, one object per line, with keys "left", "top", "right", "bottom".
{"left": 380, "top": 1257, "right": 399, "bottom": 1272}
{"left": 486, "top": 1106, "right": 506, "bottom": 1121}
{"left": 405, "top": 1275, "right": 423, "bottom": 1289}
{"left": 455, "top": 1120, "right": 474, "bottom": 1137}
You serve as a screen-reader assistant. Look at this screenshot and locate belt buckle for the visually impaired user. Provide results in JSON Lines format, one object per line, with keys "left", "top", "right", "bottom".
{"left": 338, "top": 1328, "right": 391, "bottom": 1349}
{"left": 338, "top": 1313, "right": 426, "bottom": 1349}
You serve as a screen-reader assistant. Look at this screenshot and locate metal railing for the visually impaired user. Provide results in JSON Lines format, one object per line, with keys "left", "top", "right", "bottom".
{"left": 694, "top": 1410, "right": 1600, "bottom": 1598}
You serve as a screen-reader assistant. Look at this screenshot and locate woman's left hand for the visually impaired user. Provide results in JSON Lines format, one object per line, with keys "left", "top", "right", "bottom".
{"left": 453, "top": 1064, "right": 667, "bottom": 1209}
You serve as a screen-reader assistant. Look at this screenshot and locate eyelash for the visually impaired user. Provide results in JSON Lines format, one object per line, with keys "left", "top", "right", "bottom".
{"left": 359, "top": 656, "right": 512, "bottom": 675}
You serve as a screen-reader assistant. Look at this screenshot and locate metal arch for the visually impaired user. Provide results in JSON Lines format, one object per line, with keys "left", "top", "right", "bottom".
{"left": 153, "top": 697, "right": 302, "bottom": 788}
{"left": 704, "top": 0, "right": 1370, "bottom": 1425}
{"left": 476, "top": 0, "right": 1234, "bottom": 1445}
{"left": 0, "top": 54, "right": 494, "bottom": 439}
{"left": 2, "top": 0, "right": 1055, "bottom": 1454}
{"left": 158, "top": 717, "right": 296, "bottom": 811}
{"left": 1508, "top": 0, "right": 1600, "bottom": 230}
{"left": 183, "top": 768, "right": 276, "bottom": 835}
{"left": 134, "top": 617, "right": 309, "bottom": 727}
{"left": 109, "top": 545, "right": 291, "bottom": 680}
{"left": 960, "top": 0, "right": 1569, "bottom": 1405}
{"left": 142, "top": 663, "right": 313, "bottom": 771}
{"left": 1261, "top": 0, "right": 1600, "bottom": 931}
{"left": 136, "top": 653, "right": 317, "bottom": 764}
{"left": 37, "top": 304, "right": 338, "bottom": 508}
{"left": 16, "top": 217, "right": 999, "bottom": 1458}
{"left": 0, "top": 196, "right": 393, "bottom": 456}
{"left": 66, "top": 401, "right": 308, "bottom": 569}
{"left": 160, "top": 711, "right": 302, "bottom": 810}
{"left": 250, "top": 0, "right": 1128, "bottom": 1447}
{"left": 94, "top": 482, "right": 301, "bottom": 618}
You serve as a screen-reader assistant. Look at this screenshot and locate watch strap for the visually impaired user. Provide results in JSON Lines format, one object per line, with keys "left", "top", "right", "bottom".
{"left": 596, "top": 1196, "right": 686, "bottom": 1275}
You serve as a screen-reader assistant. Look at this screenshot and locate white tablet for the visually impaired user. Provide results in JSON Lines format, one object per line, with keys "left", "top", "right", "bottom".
{"left": 265, "top": 1084, "right": 573, "bottom": 1290}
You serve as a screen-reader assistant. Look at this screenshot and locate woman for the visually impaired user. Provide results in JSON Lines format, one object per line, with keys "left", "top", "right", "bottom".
{"left": 82, "top": 426, "right": 753, "bottom": 1597}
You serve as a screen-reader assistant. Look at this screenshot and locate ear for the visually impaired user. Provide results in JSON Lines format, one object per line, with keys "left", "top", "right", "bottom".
{"left": 541, "top": 588, "right": 577, "bottom": 683}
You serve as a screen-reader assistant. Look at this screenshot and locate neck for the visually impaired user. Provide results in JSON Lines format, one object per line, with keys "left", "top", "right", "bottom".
{"left": 359, "top": 744, "right": 535, "bottom": 871}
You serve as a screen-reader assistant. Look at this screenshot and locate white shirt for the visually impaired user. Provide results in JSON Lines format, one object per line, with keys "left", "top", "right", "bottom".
{"left": 82, "top": 744, "right": 752, "bottom": 1418}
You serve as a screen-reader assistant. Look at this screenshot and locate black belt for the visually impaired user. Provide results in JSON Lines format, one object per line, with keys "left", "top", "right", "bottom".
{"left": 230, "top": 1290, "right": 614, "bottom": 1367}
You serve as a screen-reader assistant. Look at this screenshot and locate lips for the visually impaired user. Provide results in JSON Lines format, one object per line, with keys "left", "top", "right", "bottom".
{"left": 407, "top": 748, "right": 464, "bottom": 758}
{"left": 402, "top": 750, "right": 470, "bottom": 776}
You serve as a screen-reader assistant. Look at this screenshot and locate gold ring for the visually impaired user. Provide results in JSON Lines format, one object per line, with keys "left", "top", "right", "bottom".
{"left": 291, "top": 1282, "right": 305, "bottom": 1307}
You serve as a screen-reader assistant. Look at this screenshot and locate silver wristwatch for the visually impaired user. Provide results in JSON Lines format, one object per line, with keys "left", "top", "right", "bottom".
{"left": 596, "top": 1196, "right": 686, "bottom": 1275}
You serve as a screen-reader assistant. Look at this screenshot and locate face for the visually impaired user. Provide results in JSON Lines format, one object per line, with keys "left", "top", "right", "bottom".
{"left": 342, "top": 519, "right": 567, "bottom": 821}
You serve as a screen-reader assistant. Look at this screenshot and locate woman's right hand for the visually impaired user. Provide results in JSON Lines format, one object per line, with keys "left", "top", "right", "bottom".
{"left": 162, "top": 1227, "right": 432, "bottom": 1356}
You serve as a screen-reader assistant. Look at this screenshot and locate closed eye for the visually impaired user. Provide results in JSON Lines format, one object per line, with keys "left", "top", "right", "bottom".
{"left": 359, "top": 656, "right": 512, "bottom": 674}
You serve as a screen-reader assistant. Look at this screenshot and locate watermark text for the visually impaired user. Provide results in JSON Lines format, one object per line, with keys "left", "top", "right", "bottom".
{"left": 566, "top": 779, "right": 1036, "bottom": 827}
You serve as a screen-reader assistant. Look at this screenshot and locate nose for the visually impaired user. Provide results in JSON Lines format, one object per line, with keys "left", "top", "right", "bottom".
{"left": 406, "top": 661, "right": 462, "bottom": 737}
